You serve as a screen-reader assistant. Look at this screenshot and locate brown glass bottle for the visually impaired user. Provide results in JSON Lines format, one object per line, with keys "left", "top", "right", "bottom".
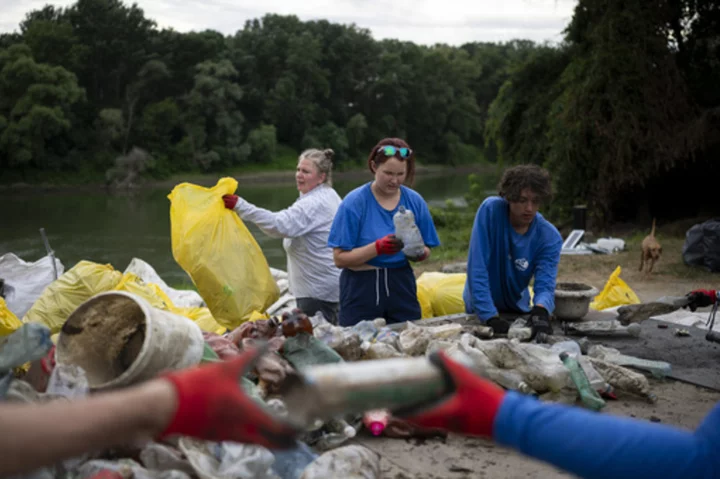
{"left": 281, "top": 308, "right": 313, "bottom": 337}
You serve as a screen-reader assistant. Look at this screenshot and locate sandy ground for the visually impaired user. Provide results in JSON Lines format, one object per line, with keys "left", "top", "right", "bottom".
{"left": 370, "top": 235, "right": 720, "bottom": 478}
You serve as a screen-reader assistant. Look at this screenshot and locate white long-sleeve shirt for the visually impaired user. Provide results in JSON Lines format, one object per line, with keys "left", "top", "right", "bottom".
{"left": 233, "top": 183, "right": 342, "bottom": 302}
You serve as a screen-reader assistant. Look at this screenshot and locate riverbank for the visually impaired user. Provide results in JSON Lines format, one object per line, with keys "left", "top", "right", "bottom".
{"left": 0, "top": 163, "right": 495, "bottom": 193}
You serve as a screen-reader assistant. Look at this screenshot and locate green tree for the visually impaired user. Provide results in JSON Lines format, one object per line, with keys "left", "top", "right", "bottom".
{"left": 183, "top": 60, "right": 249, "bottom": 171}
{"left": 247, "top": 124, "right": 278, "bottom": 164}
{"left": 0, "top": 44, "right": 84, "bottom": 173}
{"left": 546, "top": 0, "right": 702, "bottom": 223}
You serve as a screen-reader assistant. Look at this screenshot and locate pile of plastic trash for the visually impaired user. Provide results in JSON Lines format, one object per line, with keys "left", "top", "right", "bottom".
{"left": 0, "top": 244, "right": 672, "bottom": 479}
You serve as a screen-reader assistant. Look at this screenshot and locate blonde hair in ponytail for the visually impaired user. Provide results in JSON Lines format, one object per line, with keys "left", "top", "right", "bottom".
{"left": 299, "top": 148, "right": 334, "bottom": 186}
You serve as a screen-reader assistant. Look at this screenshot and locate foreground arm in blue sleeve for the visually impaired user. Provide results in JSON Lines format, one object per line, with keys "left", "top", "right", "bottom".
{"left": 495, "top": 392, "right": 720, "bottom": 479}
{"left": 530, "top": 232, "right": 562, "bottom": 312}
{"left": 466, "top": 203, "right": 497, "bottom": 321}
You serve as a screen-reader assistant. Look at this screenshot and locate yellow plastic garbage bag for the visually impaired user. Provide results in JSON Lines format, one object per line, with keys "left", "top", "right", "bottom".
{"left": 116, "top": 272, "right": 227, "bottom": 335}
{"left": 417, "top": 283, "right": 433, "bottom": 319}
{"left": 416, "top": 272, "right": 467, "bottom": 317}
{"left": 589, "top": 266, "right": 641, "bottom": 310}
{"left": 168, "top": 177, "right": 280, "bottom": 329}
{"left": 23, "top": 261, "right": 123, "bottom": 334}
{"left": 114, "top": 272, "right": 175, "bottom": 311}
{"left": 1, "top": 297, "right": 22, "bottom": 337}
{"left": 175, "top": 306, "right": 226, "bottom": 336}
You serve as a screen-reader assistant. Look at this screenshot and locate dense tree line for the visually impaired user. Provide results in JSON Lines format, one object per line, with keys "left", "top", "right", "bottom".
{"left": 484, "top": 0, "right": 720, "bottom": 223}
{"left": 0, "top": 0, "right": 534, "bottom": 184}
{"left": 1, "top": 0, "right": 719, "bottom": 224}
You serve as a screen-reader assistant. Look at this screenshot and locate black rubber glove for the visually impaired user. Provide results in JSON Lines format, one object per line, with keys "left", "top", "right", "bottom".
{"left": 486, "top": 316, "right": 510, "bottom": 335}
{"left": 527, "top": 306, "right": 552, "bottom": 339}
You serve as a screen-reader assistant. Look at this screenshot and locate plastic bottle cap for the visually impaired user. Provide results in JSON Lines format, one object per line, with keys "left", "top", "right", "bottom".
{"left": 369, "top": 422, "right": 384, "bottom": 436}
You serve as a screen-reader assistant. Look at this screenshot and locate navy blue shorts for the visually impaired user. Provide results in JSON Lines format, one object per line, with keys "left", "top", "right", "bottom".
{"left": 338, "top": 265, "right": 421, "bottom": 327}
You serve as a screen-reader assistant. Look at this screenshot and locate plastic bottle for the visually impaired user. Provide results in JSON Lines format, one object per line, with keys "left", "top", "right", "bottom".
{"left": 588, "top": 345, "right": 671, "bottom": 379}
{"left": 559, "top": 352, "right": 606, "bottom": 411}
{"left": 393, "top": 206, "right": 425, "bottom": 258}
{"left": 363, "top": 409, "right": 390, "bottom": 436}
{"left": 550, "top": 341, "right": 582, "bottom": 357}
{"left": 281, "top": 309, "right": 314, "bottom": 337}
{"left": 313, "top": 418, "right": 357, "bottom": 450}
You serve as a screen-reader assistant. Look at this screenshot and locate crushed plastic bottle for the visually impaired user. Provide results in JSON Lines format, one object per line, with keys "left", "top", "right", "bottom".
{"left": 393, "top": 206, "right": 425, "bottom": 258}
{"left": 587, "top": 356, "right": 657, "bottom": 403}
{"left": 46, "top": 364, "right": 89, "bottom": 399}
{"left": 508, "top": 318, "right": 532, "bottom": 341}
{"left": 565, "top": 320, "right": 641, "bottom": 338}
{"left": 350, "top": 320, "right": 379, "bottom": 342}
{"left": 0, "top": 323, "right": 53, "bottom": 370}
{"left": 587, "top": 345, "right": 671, "bottom": 379}
{"left": 312, "top": 418, "right": 357, "bottom": 451}
{"left": 560, "top": 352, "right": 606, "bottom": 411}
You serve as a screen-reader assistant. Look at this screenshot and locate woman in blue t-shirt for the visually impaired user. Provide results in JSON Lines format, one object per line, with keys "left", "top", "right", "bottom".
{"left": 327, "top": 137, "right": 440, "bottom": 326}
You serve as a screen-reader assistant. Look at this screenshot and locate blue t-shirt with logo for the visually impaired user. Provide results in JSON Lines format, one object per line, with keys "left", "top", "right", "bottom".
{"left": 328, "top": 182, "right": 440, "bottom": 268}
{"left": 463, "top": 196, "right": 562, "bottom": 320}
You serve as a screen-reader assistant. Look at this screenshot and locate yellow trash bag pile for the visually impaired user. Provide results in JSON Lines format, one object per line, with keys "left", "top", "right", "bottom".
{"left": 114, "top": 273, "right": 226, "bottom": 335}
{"left": 168, "top": 177, "right": 280, "bottom": 329}
{"left": 416, "top": 272, "right": 468, "bottom": 318}
{"left": 589, "top": 266, "right": 641, "bottom": 310}
{"left": 23, "top": 261, "right": 226, "bottom": 335}
{"left": 23, "top": 261, "right": 123, "bottom": 333}
{"left": 1, "top": 297, "right": 22, "bottom": 337}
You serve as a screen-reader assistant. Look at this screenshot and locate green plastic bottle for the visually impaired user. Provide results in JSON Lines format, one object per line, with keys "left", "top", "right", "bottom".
{"left": 559, "top": 352, "right": 606, "bottom": 411}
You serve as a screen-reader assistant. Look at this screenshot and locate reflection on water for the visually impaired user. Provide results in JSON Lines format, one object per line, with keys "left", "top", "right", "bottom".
{"left": 0, "top": 170, "right": 495, "bottom": 284}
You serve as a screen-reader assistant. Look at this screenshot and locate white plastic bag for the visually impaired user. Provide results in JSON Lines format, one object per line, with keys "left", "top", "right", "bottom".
{"left": 124, "top": 258, "right": 204, "bottom": 308}
{"left": 300, "top": 445, "right": 380, "bottom": 479}
{"left": 0, "top": 253, "right": 64, "bottom": 318}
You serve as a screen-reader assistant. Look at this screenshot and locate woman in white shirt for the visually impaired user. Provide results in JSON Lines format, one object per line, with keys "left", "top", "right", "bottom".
{"left": 222, "top": 149, "right": 342, "bottom": 324}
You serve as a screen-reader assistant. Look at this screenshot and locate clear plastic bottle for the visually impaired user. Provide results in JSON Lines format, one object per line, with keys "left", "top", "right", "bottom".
{"left": 588, "top": 345, "right": 671, "bottom": 378}
{"left": 393, "top": 206, "right": 425, "bottom": 258}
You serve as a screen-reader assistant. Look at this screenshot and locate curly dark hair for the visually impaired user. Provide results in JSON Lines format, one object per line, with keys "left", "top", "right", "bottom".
{"left": 367, "top": 137, "right": 416, "bottom": 186}
{"left": 498, "top": 164, "right": 553, "bottom": 203}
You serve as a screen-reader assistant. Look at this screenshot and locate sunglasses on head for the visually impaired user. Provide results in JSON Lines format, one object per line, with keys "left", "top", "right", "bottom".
{"left": 377, "top": 145, "right": 412, "bottom": 158}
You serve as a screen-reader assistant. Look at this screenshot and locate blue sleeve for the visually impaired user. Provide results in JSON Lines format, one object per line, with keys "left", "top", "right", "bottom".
{"left": 495, "top": 392, "right": 720, "bottom": 479}
{"left": 327, "top": 198, "right": 361, "bottom": 251}
{"left": 415, "top": 195, "right": 441, "bottom": 248}
{"left": 465, "top": 202, "right": 497, "bottom": 320}
{"left": 531, "top": 226, "right": 562, "bottom": 312}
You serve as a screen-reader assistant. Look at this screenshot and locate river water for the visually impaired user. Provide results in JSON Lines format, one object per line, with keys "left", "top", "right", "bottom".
{"left": 0, "top": 170, "right": 496, "bottom": 285}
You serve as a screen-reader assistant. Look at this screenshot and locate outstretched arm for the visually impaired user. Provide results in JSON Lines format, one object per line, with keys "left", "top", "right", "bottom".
{"left": 402, "top": 352, "right": 720, "bottom": 479}
{"left": 0, "top": 349, "right": 297, "bottom": 477}
{"left": 224, "top": 194, "right": 325, "bottom": 239}
{"left": 0, "top": 380, "right": 174, "bottom": 476}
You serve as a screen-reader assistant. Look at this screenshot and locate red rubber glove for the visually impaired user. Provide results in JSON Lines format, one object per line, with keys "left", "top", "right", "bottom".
{"left": 686, "top": 289, "right": 717, "bottom": 312}
{"left": 160, "top": 347, "right": 298, "bottom": 449}
{"left": 375, "top": 234, "right": 404, "bottom": 255}
{"left": 396, "top": 351, "right": 506, "bottom": 438}
{"left": 223, "top": 194, "right": 239, "bottom": 209}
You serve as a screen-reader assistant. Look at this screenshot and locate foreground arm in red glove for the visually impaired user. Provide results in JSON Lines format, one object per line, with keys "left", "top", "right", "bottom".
{"left": 398, "top": 352, "right": 720, "bottom": 479}
{"left": 0, "top": 348, "right": 297, "bottom": 477}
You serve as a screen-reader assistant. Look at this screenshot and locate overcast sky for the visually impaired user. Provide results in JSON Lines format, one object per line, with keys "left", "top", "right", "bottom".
{"left": 1, "top": 0, "right": 577, "bottom": 45}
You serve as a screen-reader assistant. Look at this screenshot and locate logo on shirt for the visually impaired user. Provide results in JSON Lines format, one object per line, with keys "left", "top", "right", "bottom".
{"left": 514, "top": 258, "right": 529, "bottom": 272}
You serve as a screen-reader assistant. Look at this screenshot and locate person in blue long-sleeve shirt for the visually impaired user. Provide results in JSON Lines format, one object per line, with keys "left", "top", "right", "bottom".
{"left": 463, "top": 165, "right": 563, "bottom": 336}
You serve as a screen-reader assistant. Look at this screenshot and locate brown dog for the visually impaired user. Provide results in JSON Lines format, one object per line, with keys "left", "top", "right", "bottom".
{"left": 639, "top": 219, "right": 662, "bottom": 275}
